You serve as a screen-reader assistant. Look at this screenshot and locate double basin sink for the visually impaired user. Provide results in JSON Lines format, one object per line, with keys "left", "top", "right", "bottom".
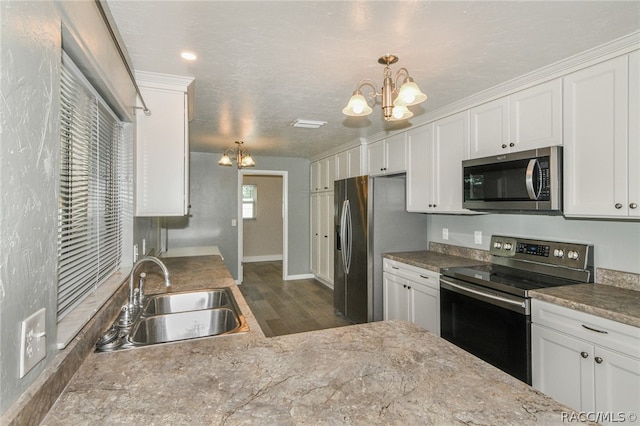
{"left": 97, "top": 288, "right": 249, "bottom": 351}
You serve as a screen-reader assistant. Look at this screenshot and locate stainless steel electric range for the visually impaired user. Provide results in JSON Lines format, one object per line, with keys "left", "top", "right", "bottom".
{"left": 440, "top": 235, "right": 594, "bottom": 385}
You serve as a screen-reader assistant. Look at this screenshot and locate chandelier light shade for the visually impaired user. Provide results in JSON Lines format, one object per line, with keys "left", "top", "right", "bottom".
{"left": 343, "top": 55, "right": 427, "bottom": 121}
{"left": 218, "top": 141, "right": 255, "bottom": 169}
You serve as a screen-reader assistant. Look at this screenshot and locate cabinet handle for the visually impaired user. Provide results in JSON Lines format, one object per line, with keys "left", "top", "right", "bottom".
{"left": 419, "top": 275, "right": 430, "bottom": 280}
{"left": 509, "top": 142, "right": 515, "bottom": 147}
{"left": 407, "top": 286, "right": 412, "bottom": 290}
{"left": 631, "top": 203, "right": 638, "bottom": 209}
{"left": 501, "top": 144, "right": 507, "bottom": 149}
{"left": 580, "top": 351, "right": 589, "bottom": 359}
{"left": 428, "top": 204, "right": 433, "bottom": 207}
{"left": 615, "top": 203, "right": 623, "bottom": 209}
{"left": 582, "top": 324, "right": 608, "bottom": 334}
{"left": 595, "top": 357, "right": 603, "bottom": 364}
{"left": 403, "top": 284, "right": 407, "bottom": 288}
{"left": 391, "top": 266, "right": 399, "bottom": 270}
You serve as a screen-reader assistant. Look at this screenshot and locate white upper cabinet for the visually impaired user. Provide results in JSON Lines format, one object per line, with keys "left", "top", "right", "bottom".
{"left": 563, "top": 53, "right": 639, "bottom": 218}
{"left": 406, "top": 112, "right": 470, "bottom": 213}
{"left": 470, "top": 79, "right": 562, "bottom": 158}
{"left": 336, "top": 146, "right": 362, "bottom": 181}
{"left": 311, "top": 156, "right": 336, "bottom": 192}
{"left": 367, "top": 133, "right": 407, "bottom": 176}
{"left": 135, "top": 73, "right": 194, "bottom": 216}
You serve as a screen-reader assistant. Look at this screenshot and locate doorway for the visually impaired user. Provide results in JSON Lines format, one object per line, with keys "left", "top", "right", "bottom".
{"left": 237, "top": 170, "right": 288, "bottom": 283}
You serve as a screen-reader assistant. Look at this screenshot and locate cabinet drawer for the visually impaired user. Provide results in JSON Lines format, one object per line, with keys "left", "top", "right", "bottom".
{"left": 532, "top": 299, "right": 640, "bottom": 359}
{"left": 383, "top": 259, "right": 439, "bottom": 290}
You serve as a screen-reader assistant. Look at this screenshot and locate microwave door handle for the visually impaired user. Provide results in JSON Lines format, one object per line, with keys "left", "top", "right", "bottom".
{"left": 525, "top": 159, "right": 541, "bottom": 200}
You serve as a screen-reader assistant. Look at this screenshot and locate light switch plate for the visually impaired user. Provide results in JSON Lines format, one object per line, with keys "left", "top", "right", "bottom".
{"left": 20, "top": 308, "right": 46, "bottom": 378}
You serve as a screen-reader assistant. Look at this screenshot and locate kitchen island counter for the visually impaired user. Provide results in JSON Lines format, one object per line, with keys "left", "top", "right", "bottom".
{"left": 41, "top": 257, "right": 575, "bottom": 425}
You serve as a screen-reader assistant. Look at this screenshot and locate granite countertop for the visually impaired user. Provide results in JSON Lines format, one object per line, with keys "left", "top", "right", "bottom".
{"left": 531, "top": 284, "right": 640, "bottom": 328}
{"left": 384, "top": 250, "right": 488, "bottom": 273}
{"left": 40, "top": 254, "right": 578, "bottom": 425}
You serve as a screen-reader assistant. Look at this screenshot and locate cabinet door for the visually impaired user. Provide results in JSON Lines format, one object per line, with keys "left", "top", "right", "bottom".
{"left": 320, "top": 157, "right": 335, "bottom": 191}
{"left": 310, "top": 193, "right": 321, "bottom": 275}
{"left": 433, "top": 111, "right": 470, "bottom": 213}
{"left": 385, "top": 133, "right": 407, "bottom": 174}
{"left": 563, "top": 56, "right": 629, "bottom": 217}
{"left": 594, "top": 346, "right": 640, "bottom": 421}
{"left": 409, "top": 282, "right": 440, "bottom": 336}
{"left": 310, "top": 161, "right": 321, "bottom": 192}
{"left": 318, "top": 192, "right": 332, "bottom": 281}
{"left": 367, "top": 141, "right": 386, "bottom": 176}
{"left": 629, "top": 50, "right": 640, "bottom": 217}
{"left": 532, "top": 324, "right": 595, "bottom": 412}
{"left": 510, "top": 79, "right": 562, "bottom": 151}
{"left": 348, "top": 146, "right": 362, "bottom": 178}
{"left": 383, "top": 273, "right": 409, "bottom": 321}
{"left": 469, "top": 97, "right": 510, "bottom": 158}
{"left": 336, "top": 150, "right": 349, "bottom": 181}
{"left": 406, "top": 124, "right": 433, "bottom": 212}
{"left": 325, "top": 192, "right": 334, "bottom": 284}
{"left": 136, "top": 87, "right": 188, "bottom": 216}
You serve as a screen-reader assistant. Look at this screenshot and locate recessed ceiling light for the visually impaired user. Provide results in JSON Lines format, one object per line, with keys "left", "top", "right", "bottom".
{"left": 180, "top": 51, "right": 197, "bottom": 61}
{"left": 290, "top": 119, "right": 327, "bottom": 129}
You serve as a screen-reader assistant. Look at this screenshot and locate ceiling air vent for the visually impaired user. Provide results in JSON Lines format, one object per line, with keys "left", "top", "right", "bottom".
{"left": 290, "top": 119, "right": 327, "bottom": 129}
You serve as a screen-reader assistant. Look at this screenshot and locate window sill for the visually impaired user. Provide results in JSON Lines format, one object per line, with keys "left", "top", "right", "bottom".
{"left": 55, "top": 268, "right": 129, "bottom": 349}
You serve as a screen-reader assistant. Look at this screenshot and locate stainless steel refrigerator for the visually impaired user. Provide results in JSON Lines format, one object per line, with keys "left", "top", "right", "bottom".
{"left": 334, "top": 175, "right": 429, "bottom": 323}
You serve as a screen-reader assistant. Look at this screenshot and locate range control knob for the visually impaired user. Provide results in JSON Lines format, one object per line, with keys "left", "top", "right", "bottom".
{"left": 554, "top": 249, "right": 565, "bottom": 258}
{"left": 504, "top": 243, "right": 513, "bottom": 250}
{"left": 494, "top": 242, "right": 503, "bottom": 249}
{"left": 567, "top": 250, "right": 580, "bottom": 260}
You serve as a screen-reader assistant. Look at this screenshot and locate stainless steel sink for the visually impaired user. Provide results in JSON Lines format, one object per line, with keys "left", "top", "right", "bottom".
{"left": 128, "top": 308, "right": 246, "bottom": 345}
{"left": 96, "top": 287, "right": 249, "bottom": 352}
{"left": 142, "top": 289, "right": 229, "bottom": 315}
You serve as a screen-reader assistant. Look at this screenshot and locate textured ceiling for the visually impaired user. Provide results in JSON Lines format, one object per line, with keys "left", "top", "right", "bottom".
{"left": 105, "top": 1, "right": 639, "bottom": 159}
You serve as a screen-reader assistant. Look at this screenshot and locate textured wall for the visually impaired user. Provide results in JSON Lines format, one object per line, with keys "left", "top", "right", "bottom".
{"left": 167, "top": 153, "right": 310, "bottom": 280}
{"left": 243, "top": 175, "right": 284, "bottom": 259}
{"left": 0, "top": 0, "right": 136, "bottom": 414}
{"left": 427, "top": 214, "right": 640, "bottom": 274}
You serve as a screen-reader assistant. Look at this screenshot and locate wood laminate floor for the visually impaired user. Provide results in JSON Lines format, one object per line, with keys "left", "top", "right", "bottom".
{"left": 239, "top": 261, "right": 353, "bottom": 337}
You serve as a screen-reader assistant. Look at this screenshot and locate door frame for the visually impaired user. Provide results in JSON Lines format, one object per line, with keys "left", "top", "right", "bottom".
{"left": 237, "top": 169, "right": 288, "bottom": 283}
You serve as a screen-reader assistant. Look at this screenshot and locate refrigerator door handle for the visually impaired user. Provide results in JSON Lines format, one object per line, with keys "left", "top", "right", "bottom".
{"left": 345, "top": 199, "right": 352, "bottom": 274}
{"left": 339, "top": 200, "right": 349, "bottom": 274}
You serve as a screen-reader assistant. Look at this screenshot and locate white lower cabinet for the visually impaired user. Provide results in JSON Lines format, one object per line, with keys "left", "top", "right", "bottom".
{"left": 382, "top": 259, "right": 440, "bottom": 335}
{"left": 532, "top": 299, "right": 640, "bottom": 424}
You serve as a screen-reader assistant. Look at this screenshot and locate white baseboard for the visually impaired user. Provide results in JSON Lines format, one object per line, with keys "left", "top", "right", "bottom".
{"left": 243, "top": 254, "right": 283, "bottom": 263}
{"left": 285, "top": 273, "right": 315, "bottom": 281}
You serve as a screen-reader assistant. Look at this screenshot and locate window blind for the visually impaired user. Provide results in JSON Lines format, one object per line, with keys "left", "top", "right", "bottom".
{"left": 58, "top": 54, "right": 124, "bottom": 320}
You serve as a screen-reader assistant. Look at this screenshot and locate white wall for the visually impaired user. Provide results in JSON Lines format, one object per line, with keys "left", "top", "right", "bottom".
{"left": 0, "top": 0, "right": 136, "bottom": 414}
{"left": 242, "top": 175, "right": 284, "bottom": 260}
{"left": 427, "top": 214, "right": 640, "bottom": 274}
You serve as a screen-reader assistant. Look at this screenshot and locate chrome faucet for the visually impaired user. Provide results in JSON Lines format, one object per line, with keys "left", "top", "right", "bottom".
{"left": 115, "top": 256, "right": 172, "bottom": 327}
{"left": 128, "top": 256, "right": 171, "bottom": 310}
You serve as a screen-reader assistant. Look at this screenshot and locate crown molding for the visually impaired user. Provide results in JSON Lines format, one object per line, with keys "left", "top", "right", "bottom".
{"left": 135, "top": 70, "right": 195, "bottom": 92}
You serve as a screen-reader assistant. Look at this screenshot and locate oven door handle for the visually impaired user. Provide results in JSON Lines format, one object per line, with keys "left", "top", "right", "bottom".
{"left": 440, "top": 278, "right": 528, "bottom": 314}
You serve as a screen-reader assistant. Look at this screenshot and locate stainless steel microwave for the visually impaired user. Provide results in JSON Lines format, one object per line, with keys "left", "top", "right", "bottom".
{"left": 462, "top": 146, "right": 562, "bottom": 212}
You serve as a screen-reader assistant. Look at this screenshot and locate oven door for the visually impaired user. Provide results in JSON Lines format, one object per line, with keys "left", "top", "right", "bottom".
{"left": 440, "top": 277, "right": 532, "bottom": 384}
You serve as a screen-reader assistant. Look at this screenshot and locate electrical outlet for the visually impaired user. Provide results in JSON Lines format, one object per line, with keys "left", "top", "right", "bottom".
{"left": 442, "top": 228, "right": 449, "bottom": 240}
{"left": 20, "top": 308, "right": 46, "bottom": 378}
{"left": 474, "top": 231, "right": 483, "bottom": 244}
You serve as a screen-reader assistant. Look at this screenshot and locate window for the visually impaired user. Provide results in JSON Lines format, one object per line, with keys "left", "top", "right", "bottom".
{"left": 57, "top": 53, "right": 126, "bottom": 320}
{"left": 242, "top": 184, "right": 257, "bottom": 219}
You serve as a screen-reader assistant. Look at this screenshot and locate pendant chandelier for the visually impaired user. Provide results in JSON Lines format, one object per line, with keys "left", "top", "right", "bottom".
{"left": 218, "top": 141, "right": 255, "bottom": 169}
{"left": 342, "top": 55, "right": 427, "bottom": 121}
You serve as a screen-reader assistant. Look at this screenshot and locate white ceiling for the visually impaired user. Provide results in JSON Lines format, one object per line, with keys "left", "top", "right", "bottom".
{"left": 105, "top": 1, "right": 639, "bottom": 159}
